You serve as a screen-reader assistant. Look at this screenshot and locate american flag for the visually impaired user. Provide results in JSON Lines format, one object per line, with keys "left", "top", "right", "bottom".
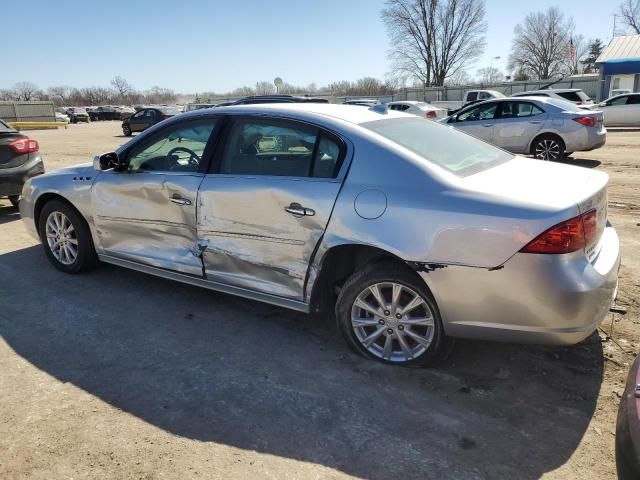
{"left": 568, "top": 37, "right": 576, "bottom": 62}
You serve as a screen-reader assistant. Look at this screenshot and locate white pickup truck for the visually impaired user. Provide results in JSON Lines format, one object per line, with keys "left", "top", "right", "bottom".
{"left": 429, "top": 90, "right": 505, "bottom": 113}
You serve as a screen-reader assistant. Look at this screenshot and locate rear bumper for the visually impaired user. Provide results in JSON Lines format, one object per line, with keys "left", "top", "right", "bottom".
{"left": 0, "top": 155, "right": 44, "bottom": 197}
{"left": 419, "top": 225, "right": 620, "bottom": 345}
{"left": 565, "top": 128, "right": 606, "bottom": 153}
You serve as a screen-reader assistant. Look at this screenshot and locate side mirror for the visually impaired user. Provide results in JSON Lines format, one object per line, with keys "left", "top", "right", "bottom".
{"left": 94, "top": 152, "right": 125, "bottom": 171}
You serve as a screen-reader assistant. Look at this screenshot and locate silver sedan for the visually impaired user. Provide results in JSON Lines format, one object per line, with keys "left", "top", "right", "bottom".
{"left": 19, "top": 104, "right": 620, "bottom": 366}
{"left": 440, "top": 97, "right": 606, "bottom": 160}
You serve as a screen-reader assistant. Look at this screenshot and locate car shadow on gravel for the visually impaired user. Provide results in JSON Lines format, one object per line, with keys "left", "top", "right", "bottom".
{"left": 0, "top": 246, "right": 604, "bottom": 480}
{"left": 557, "top": 158, "right": 602, "bottom": 169}
{"left": 0, "top": 204, "right": 20, "bottom": 224}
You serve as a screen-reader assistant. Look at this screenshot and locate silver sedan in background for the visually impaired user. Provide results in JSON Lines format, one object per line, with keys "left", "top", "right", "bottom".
{"left": 19, "top": 104, "right": 619, "bottom": 366}
{"left": 440, "top": 97, "right": 606, "bottom": 160}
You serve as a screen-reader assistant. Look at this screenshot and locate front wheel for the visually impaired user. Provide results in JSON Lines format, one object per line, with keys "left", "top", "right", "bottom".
{"left": 335, "top": 262, "right": 449, "bottom": 366}
{"left": 38, "top": 200, "right": 98, "bottom": 273}
{"left": 123, "top": 124, "right": 132, "bottom": 136}
{"left": 532, "top": 134, "right": 565, "bottom": 161}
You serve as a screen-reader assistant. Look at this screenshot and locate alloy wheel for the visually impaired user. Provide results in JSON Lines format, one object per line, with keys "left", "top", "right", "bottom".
{"left": 45, "top": 211, "right": 78, "bottom": 265}
{"left": 350, "top": 282, "right": 435, "bottom": 363}
{"left": 535, "top": 139, "right": 561, "bottom": 160}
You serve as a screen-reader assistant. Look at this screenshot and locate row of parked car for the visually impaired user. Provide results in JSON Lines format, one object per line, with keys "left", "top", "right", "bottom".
{"left": 55, "top": 105, "right": 144, "bottom": 123}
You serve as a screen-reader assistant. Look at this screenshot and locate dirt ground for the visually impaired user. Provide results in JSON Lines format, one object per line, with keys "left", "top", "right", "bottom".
{"left": 0, "top": 121, "right": 638, "bottom": 480}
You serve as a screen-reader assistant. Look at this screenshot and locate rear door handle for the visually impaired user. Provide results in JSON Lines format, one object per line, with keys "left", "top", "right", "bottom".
{"left": 530, "top": 120, "right": 542, "bottom": 124}
{"left": 170, "top": 194, "right": 192, "bottom": 206}
{"left": 482, "top": 123, "right": 493, "bottom": 127}
{"left": 285, "top": 202, "right": 315, "bottom": 217}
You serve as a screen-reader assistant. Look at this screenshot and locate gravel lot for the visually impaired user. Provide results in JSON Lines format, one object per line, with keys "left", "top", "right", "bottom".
{"left": 1, "top": 121, "right": 638, "bottom": 479}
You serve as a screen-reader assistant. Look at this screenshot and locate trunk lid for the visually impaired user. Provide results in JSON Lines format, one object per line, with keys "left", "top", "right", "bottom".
{"left": 461, "top": 157, "right": 609, "bottom": 260}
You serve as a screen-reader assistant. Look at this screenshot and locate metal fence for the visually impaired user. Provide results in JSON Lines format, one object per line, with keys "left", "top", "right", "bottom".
{"left": 334, "top": 76, "right": 602, "bottom": 105}
{"left": 0, "top": 101, "right": 55, "bottom": 123}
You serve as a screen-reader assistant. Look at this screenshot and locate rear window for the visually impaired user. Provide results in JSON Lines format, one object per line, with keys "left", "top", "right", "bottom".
{"left": 0, "top": 119, "right": 15, "bottom": 132}
{"left": 362, "top": 117, "right": 513, "bottom": 177}
{"left": 556, "top": 91, "right": 582, "bottom": 102}
{"left": 546, "top": 98, "right": 583, "bottom": 112}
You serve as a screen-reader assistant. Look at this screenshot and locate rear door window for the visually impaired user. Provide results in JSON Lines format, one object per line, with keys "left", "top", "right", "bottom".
{"left": 457, "top": 103, "right": 498, "bottom": 122}
{"left": 500, "top": 101, "right": 544, "bottom": 118}
{"left": 218, "top": 118, "right": 344, "bottom": 178}
{"left": 466, "top": 92, "right": 478, "bottom": 102}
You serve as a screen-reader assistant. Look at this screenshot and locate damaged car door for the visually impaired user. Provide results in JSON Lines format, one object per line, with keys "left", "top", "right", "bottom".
{"left": 197, "top": 116, "right": 347, "bottom": 300}
{"left": 92, "top": 118, "right": 217, "bottom": 275}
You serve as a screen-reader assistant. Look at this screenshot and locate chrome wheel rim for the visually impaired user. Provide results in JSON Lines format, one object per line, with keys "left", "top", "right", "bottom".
{"left": 45, "top": 211, "right": 78, "bottom": 265}
{"left": 535, "top": 139, "right": 560, "bottom": 160}
{"left": 351, "top": 282, "right": 435, "bottom": 363}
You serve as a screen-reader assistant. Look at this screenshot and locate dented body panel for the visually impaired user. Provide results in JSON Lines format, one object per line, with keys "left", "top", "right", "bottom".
{"left": 19, "top": 103, "right": 620, "bottom": 346}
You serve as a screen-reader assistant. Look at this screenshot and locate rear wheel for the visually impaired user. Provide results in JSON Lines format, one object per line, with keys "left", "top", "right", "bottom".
{"left": 38, "top": 200, "right": 98, "bottom": 273}
{"left": 336, "top": 262, "right": 450, "bottom": 366}
{"left": 8, "top": 195, "right": 19, "bottom": 208}
{"left": 123, "top": 124, "right": 132, "bottom": 136}
{"left": 532, "top": 134, "right": 565, "bottom": 161}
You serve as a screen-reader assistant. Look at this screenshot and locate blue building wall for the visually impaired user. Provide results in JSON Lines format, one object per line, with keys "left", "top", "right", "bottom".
{"left": 598, "top": 59, "right": 640, "bottom": 100}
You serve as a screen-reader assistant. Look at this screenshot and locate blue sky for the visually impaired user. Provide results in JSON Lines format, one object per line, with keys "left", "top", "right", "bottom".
{"left": 3, "top": 0, "right": 618, "bottom": 93}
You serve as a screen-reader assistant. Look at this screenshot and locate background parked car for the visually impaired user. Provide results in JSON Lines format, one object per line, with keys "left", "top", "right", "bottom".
{"left": 65, "top": 107, "right": 90, "bottom": 123}
{"left": 121, "top": 106, "right": 180, "bottom": 135}
{"left": 90, "top": 106, "right": 121, "bottom": 121}
{"left": 387, "top": 101, "right": 447, "bottom": 120}
{"left": 616, "top": 355, "right": 640, "bottom": 480}
{"left": 55, "top": 112, "right": 69, "bottom": 123}
{"left": 511, "top": 88, "right": 594, "bottom": 107}
{"left": 0, "top": 119, "right": 44, "bottom": 207}
{"left": 590, "top": 93, "right": 640, "bottom": 126}
{"left": 118, "top": 106, "right": 136, "bottom": 120}
{"left": 343, "top": 99, "right": 380, "bottom": 106}
{"left": 440, "top": 97, "right": 605, "bottom": 160}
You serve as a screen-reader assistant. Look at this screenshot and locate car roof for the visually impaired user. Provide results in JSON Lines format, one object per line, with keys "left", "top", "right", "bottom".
{"left": 180, "top": 102, "right": 409, "bottom": 125}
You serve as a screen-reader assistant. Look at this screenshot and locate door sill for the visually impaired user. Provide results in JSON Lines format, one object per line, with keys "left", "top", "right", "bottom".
{"left": 97, "top": 254, "right": 310, "bottom": 313}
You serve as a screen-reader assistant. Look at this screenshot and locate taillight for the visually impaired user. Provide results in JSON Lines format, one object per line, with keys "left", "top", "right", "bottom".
{"left": 9, "top": 138, "right": 39, "bottom": 154}
{"left": 573, "top": 116, "right": 596, "bottom": 127}
{"left": 520, "top": 209, "right": 597, "bottom": 254}
{"left": 425, "top": 111, "right": 437, "bottom": 119}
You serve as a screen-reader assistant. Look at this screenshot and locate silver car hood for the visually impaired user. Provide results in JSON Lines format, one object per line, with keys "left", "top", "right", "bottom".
{"left": 41, "top": 162, "right": 94, "bottom": 177}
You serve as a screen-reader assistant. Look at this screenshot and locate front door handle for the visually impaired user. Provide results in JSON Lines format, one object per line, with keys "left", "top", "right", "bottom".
{"left": 170, "top": 194, "right": 192, "bottom": 206}
{"left": 482, "top": 123, "right": 493, "bottom": 127}
{"left": 285, "top": 202, "right": 315, "bottom": 217}
{"left": 529, "top": 120, "right": 542, "bottom": 124}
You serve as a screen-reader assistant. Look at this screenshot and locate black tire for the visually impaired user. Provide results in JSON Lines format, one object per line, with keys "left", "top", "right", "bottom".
{"left": 123, "top": 124, "right": 132, "bottom": 136}
{"left": 531, "top": 134, "right": 565, "bottom": 161}
{"left": 335, "top": 261, "right": 451, "bottom": 367}
{"left": 38, "top": 199, "right": 99, "bottom": 274}
{"left": 8, "top": 195, "right": 19, "bottom": 208}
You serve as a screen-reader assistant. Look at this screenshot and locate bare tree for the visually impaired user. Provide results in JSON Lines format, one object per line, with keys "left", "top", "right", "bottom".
{"left": 382, "top": 0, "right": 486, "bottom": 87}
{"left": 508, "top": 7, "right": 574, "bottom": 80}
{"left": 47, "top": 86, "right": 72, "bottom": 105}
{"left": 110, "top": 76, "right": 134, "bottom": 98}
{"left": 255, "top": 81, "right": 276, "bottom": 95}
{"left": 444, "top": 69, "right": 472, "bottom": 85}
{"left": 619, "top": 0, "right": 640, "bottom": 34}
{"left": 231, "top": 86, "right": 255, "bottom": 96}
{"left": 476, "top": 66, "right": 503, "bottom": 84}
{"left": 0, "top": 88, "right": 17, "bottom": 101}
{"left": 13, "top": 82, "right": 41, "bottom": 101}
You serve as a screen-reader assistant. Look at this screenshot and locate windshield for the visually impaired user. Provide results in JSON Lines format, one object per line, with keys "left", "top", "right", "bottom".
{"left": 362, "top": 117, "right": 513, "bottom": 177}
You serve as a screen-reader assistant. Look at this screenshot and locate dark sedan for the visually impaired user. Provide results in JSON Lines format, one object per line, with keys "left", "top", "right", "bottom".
{"left": 0, "top": 120, "right": 44, "bottom": 207}
{"left": 121, "top": 107, "right": 181, "bottom": 136}
{"left": 616, "top": 355, "right": 640, "bottom": 479}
